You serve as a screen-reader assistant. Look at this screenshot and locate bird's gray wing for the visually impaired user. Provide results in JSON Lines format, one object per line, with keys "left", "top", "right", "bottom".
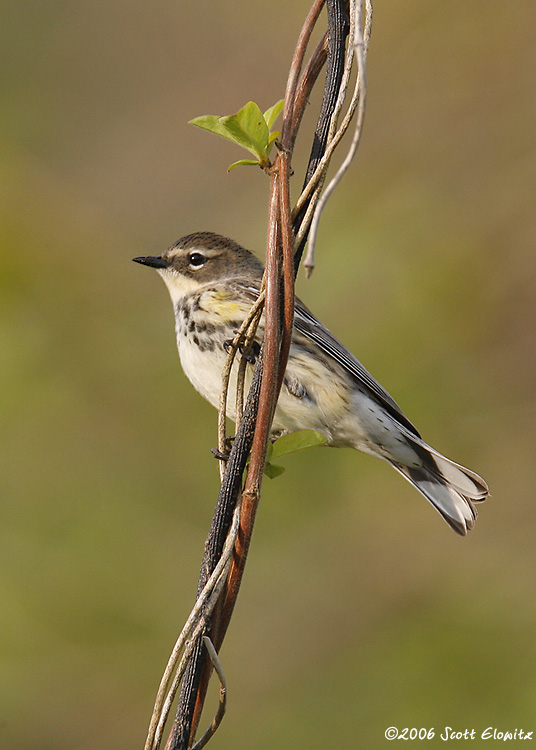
{"left": 294, "top": 297, "right": 421, "bottom": 437}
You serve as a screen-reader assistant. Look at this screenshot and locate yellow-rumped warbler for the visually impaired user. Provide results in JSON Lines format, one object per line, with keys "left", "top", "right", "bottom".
{"left": 133, "top": 231, "right": 488, "bottom": 535}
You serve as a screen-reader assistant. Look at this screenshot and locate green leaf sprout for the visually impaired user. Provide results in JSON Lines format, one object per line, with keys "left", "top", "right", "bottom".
{"left": 189, "top": 99, "right": 285, "bottom": 171}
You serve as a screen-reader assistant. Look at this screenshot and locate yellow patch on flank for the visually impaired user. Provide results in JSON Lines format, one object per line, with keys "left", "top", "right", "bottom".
{"left": 200, "top": 288, "right": 251, "bottom": 322}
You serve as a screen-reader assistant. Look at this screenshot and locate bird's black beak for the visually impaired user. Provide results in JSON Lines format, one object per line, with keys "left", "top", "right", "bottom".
{"left": 132, "top": 255, "right": 170, "bottom": 269}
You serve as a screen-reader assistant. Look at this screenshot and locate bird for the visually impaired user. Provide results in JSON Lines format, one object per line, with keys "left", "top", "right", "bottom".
{"left": 133, "top": 231, "right": 489, "bottom": 535}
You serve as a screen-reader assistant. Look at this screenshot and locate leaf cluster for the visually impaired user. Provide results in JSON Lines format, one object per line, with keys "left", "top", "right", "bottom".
{"left": 190, "top": 100, "right": 284, "bottom": 171}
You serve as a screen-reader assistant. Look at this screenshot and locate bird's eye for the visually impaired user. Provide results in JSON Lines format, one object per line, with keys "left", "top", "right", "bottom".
{"left": 187, "top": 252, "right": 207, "bottom": 268}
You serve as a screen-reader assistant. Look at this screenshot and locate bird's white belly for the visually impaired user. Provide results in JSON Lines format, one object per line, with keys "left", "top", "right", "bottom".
{"left": 177, "top": 334, "right": 228, "bottom": 412}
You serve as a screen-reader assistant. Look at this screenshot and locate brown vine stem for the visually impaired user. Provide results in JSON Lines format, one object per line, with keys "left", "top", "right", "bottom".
{"left": 217, "top": 173, "right": 283, "bottom": 633}
{"left": 290, "top": 32, "right": 329, "bottom": 151}
{"left": 214, "top": 0, "right": 328, "bottom": 647}
{"left": 157, "top": 1, "right": 369, "bottom": 747}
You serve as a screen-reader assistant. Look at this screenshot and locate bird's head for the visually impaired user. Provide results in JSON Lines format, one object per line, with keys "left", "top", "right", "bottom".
{"left": 133, "top": 231, "right": 263, "bottom": 304}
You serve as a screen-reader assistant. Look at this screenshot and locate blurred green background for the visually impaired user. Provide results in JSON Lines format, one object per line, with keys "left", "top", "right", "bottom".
{"left": 1, "top": 2, "right": 535, "bottom": 748}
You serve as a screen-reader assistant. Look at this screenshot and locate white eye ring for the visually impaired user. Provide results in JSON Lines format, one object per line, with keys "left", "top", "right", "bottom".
{"left": 188, "top": 252, "right": 207, "bottom": 268}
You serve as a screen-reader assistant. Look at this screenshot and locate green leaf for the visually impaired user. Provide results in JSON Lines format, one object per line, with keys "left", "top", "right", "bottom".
{"left": 189, "top": 115, "right": 238, "bottom": 143}
{"left": 189, "top": 99, "right": 284, "bottom": 169}
{"left": 190, "top": 109, "right": 267, "bottom": 162}
{"left": 264, "top": 462, "right": 286, "bottom": 479}
{"left": 271, "top": 430, "right": 328, "bottom": 459}
{"left": 263, "top": 99, "right": 284, "bottom": 130}
{"left": 227, "top": 158, "right": 261, "bottom": 172}
{"left": 219, "top": 101, "right": 269, "bottom": 161}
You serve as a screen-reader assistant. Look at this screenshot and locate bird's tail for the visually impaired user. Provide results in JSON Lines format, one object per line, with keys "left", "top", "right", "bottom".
{"left": 389, "top": 447, "right": 489, "bottom": 535}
